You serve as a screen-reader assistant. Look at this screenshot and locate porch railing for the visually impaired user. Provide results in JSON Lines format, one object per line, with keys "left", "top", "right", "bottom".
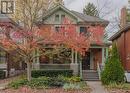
{"left": 40, "top": 64, "right": 71, "bottom": 70}
{"left": 97, "top": 62, "right": 104, "bottom": 80}
{"left": 0, "top": 63, "right": 7, "bottom": 70}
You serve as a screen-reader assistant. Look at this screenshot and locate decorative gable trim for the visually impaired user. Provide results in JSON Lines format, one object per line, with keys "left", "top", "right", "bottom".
{"left": 42, "top": 4, "right": 83, "bottom": 22}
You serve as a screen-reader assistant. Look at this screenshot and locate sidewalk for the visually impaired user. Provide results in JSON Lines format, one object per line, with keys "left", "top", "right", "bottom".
{"left": 0, "top": 83, "right": 8, "bottom": 90}
{"left": 87, "top": 81, "right": 109, "bottom": 93}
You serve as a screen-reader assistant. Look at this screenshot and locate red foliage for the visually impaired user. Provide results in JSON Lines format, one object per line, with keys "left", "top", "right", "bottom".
{"left": 0, "top": 18, "right": 104, "bottom": 56}
{"left": 88, "top": 26, "right": 104, "bottom": 45}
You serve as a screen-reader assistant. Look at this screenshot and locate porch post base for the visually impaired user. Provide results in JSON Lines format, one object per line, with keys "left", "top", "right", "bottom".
{"left": 70, "top": 63, "right": 79, "bottom": 76}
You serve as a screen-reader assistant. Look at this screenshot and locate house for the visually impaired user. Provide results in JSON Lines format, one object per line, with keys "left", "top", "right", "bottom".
{"left": 33, "top": 4, "right": 110, "bottom": 80}
{"left": 110, "top": 7, "right": 130, "bottom": 72}
{"left": 0, "top": 14, "right": 26, "bottom": 77}
{"left": 0, "top": 4, "right": 110, "bottom": 80}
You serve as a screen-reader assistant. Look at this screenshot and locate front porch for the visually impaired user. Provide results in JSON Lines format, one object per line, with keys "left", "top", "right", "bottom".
{"left": 32, "top": 46, "right": 109, "bottom": 78}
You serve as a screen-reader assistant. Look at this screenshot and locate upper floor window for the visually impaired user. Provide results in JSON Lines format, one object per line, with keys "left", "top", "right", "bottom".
{"left": 55, "top": 26, "right": 65, "bottom": 32}
{"left": 55, "top": 14, "right": 60, "bottom": 22}
{"left": 80, "top": 27, "right": 87, "bottom": 34}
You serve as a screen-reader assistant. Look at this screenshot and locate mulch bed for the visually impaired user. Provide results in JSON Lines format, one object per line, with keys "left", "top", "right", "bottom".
{"left": 0, "top": 87, "right": 91, "bottom": 93}
{"left": 109, "top": 89, "right": 130, "bottom": 93}
{"left": 0, "top": 76, "right": 20, "bottom": 84}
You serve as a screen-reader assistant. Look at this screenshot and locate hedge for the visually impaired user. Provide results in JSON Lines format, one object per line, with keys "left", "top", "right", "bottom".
{"left": 0, "top": 70, "right": 6, "bottom": 79}
{"left": 31, "top": 69, "right": 73, "bottom": 78}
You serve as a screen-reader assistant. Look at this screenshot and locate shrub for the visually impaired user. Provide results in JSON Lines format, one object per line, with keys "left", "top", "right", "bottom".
{"left": 48, "top": 77, "right": 65, "bottom": 87}
{"left": 59, "top": 76, "right": 81, "bottom": 83}
{"left": 101, "top": 44, "right": 125, "bottom": 85}
{"left": 8, "top": 79, "right": 28, "bottom": 89}
{"left": 8, "top": 75, "right": 82, "bottom": 89}
{"left": 68, "top": 76, "right": 81, "bottom": 83}
{"left": 27, "top": 77, "right": 49, "bottom": 89}
{"left": 63, "top": 82, "right": 87, "bottom": 90}
{"left": 31, "top": 69, "right": 73, "bottom": 78}
{"left": 0, "top": 70, "right": 6, "bottom": 79}
{"left": 28, "top": 76, "right": 65, "bottom": 88}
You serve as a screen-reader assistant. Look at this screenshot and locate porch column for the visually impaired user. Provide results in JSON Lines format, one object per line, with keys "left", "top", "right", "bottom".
{"left": 33, "top": 49, "right": 40, "bottom": 70}
{"left": 106, "top": 48, "right": 109, "bottom": 59}
{"left": 70, "top": 50, "right": 79, "bottom": 76}
{"left": 102, "top": 48, "right": 105, "bottom": 65}
{"left": 71, "top": 49, "right": 74, "bottom": 64}
{"left": 75, "top": 51, "right": 78, "bottom": 64}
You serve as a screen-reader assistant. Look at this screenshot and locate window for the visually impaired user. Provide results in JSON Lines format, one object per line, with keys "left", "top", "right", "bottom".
{"left": 80, "top": 27, "right": 87, "bottom": 34}
{"left": 55, "top": 14, "right": 59, "bottom": 22}
{"left": 1, "top": 1, "right": 14, "bottom": 14}
{"left": 55, "top": 26, "right": 65, "bottom": 32}
{"left": 0, "top": 50, "right": 6, "bottom": 64}
{"left": 61, "top": 15, "right": 65, "bottom": 22}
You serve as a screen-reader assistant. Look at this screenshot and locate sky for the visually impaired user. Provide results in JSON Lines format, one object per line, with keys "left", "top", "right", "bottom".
{"left": 64, "top": 0, "right": 128, "bottom": 37}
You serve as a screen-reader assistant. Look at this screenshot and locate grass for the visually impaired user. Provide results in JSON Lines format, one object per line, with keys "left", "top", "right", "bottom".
{"left": 105, "top": 83, "right": 130, "bottom": 90}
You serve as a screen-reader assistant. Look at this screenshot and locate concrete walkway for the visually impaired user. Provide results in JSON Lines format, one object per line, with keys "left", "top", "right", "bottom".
{"left": 87, "top": 81, "right": 109, "bottom": 93}
{"left": 0, "top": 83, "right": 8, "bottom": 90}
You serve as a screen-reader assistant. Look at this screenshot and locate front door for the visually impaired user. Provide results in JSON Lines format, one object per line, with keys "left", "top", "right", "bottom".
{"left": 82, "top": 52, "right": 90, "bottom": 70}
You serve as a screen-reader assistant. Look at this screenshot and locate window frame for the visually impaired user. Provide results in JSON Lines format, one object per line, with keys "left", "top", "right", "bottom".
{"left": 55, "top": 14, "right": 60, "bottom": 22}
{"left": 1, "top": 1, "right": 14, "bottom": 14}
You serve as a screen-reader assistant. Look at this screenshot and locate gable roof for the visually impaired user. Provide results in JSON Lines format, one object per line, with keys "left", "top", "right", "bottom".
{"left": 42, "top": 4, "right": 109, "bottom": 25}
{"left": 109, "top": 23, "right": 130, "bottom": 41}
{"left": 42, "top": 4, "right": 78, "bottom": 21}
{"left": 71, "top": 10, "right": 108, "bottom": 23}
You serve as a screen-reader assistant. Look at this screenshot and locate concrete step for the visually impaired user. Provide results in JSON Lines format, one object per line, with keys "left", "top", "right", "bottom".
{"left": 83, "top": 78, "right": 100, "bottom": 81}
{"left": 82, "top": 70, "right": 99, "bottom": 81}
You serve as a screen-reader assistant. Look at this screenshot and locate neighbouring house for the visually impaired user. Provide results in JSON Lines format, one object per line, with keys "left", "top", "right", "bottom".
{"left": 0, "top": 14, "right": 26, "bottom": 77}
{"left": 110, "top": 7, "right": 130, "bottom": 72}
{"left": 0, "top": 4, "right": 110, "bottom": 80}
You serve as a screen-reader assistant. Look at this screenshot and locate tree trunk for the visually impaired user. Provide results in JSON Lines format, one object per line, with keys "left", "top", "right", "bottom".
{"left": 27, "top": 62, "right": 32, "bottom": 81}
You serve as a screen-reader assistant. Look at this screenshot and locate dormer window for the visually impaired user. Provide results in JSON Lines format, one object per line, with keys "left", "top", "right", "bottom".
{"left": 55, "top": 14, "right": 59, "bottom": 22}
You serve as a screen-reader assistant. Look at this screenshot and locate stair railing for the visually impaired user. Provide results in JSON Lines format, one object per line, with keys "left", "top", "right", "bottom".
{"left": 97, "top": 62, "right": 103, "bottom": 80}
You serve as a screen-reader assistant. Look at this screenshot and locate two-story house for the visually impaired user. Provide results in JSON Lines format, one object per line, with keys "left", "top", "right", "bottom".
{"left": 32, "top": 4, "right": 110, "bottom": 80}
{"left": 0, "top": 4, "right": 110, "bottom": 80}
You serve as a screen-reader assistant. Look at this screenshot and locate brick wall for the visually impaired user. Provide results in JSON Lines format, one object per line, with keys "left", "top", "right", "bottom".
{"left": 114, "top": 30, "right": 130, "bottom": 71}
{"left": 125, "top": 30, "right": 130, "bottom": 71}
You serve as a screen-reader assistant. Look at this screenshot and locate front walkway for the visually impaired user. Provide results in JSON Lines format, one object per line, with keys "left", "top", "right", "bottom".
{"left": 87, "top": 81, "right": 108, "bottom": 93}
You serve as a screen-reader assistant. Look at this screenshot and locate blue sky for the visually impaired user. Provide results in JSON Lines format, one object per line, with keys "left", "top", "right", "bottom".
{"left": 64, "top": 0, "right": 128, "bottom": 37}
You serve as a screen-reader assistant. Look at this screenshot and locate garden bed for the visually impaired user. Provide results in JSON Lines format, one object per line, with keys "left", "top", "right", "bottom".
{"left": 0, "top": 87, "right": 91, "bottom": 93}
{"left": 0, "top": 76, "right": 91, "bottom": 93}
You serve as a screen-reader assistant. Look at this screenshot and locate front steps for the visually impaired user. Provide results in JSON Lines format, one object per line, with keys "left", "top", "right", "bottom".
{"left": 82, "top": 70, "right": 99, "bottom": 81}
